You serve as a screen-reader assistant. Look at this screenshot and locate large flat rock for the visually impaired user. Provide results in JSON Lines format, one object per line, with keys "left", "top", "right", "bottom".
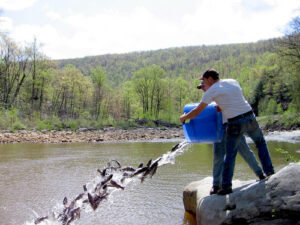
{"left": 183, "top": 163, "right": 300, "bottom": 225}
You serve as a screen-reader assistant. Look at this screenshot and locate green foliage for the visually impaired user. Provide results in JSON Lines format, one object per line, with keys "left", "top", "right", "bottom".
{"left": 37, "top": 116, "right": 63, "bottom": 131}
{"left": 257, "top": 113, "right": 300, "bottom": 130}
{"left": 37, "top": 120, "right": 55, "bottom": 131}
{"left": 11, "top": 121, "right": 25, "bottom": 131}
{"left": 275, "top": 148, "right": 300, "bottom": 162}
{"left": 0, "top": 108, "right": 26, "bottom": 131}
{"left": 65, "top": 120, "right": 79, "bottom": 131}
{"left": 7, "top": 108, "right": 18, "bottom": 125}
{"left": 259, "top": 99, "right": 278, "bottom": 116}
{"left": 1, "top": 21, "right": 299, "bottom": 130}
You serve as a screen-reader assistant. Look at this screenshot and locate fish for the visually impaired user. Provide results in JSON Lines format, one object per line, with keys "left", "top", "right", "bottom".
{"left": 88, "top": 193, "right": 99, "bottom": 210}
{"left": 109, "top": 180, "right": 125, "bottom": 190}
{"left": 151, "top": 157, "right": 162, "bottom": 166}
{"left": 141, "top": 160, "right": 159, "bottom": 182}
{"left": 171, "top": 143, "right": 180, "bottom": 152}
{"left": 88, "top": 192, "right": 108, "bottom": 211}
{"left": 93, "top": 193, "right": 108, "bottom": 205}
{"left": 65, "top": 207, "right": 80, "bottom": 225}
{"left": 146, "top": 159, "right": 152, "bottom": 167}
{"left": 75, "top": 193, "right": 84, "bottom": 201}
{"left": 111, "top": 159, "right": 121, "bottom": 168}
{"left": 141, "top": 168, "right": 151, "bottom": 183}
{"left": 131, "top": 166, "right": 149, "bottom": 177}
{"left": 34, "top": 216, "right": 48, "bottom": 224}
{"left": 121, "top": 166, "right": 136, "bottom": 172}
{"left": 101, "top": 174, "right": 113, "bottom": 186}
{"left": 98, "top": 168, "right": 107, "bottom": 176}
{"left": 83, "top": 184, "right": 87, "bottom": 192}
{"left": 82, "top": 199, "right": 89, "bottom": 204}
{"left": 63, "top": 197, "right": 68, "bottom": 207}
{"left": 149, "top": 161, "right": 158, "bottom": 177}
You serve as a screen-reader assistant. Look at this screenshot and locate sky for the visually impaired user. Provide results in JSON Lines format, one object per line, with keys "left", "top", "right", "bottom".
{"left": 0, "top": 0, "right": 299, "bottom": 60}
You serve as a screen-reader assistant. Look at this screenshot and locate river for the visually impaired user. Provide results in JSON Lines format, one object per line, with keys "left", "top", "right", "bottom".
{"left": 0, "top": 131, "right": 300, "bottom": 225}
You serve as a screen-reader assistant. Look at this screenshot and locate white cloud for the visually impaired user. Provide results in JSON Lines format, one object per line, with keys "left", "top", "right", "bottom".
{"left": 46, "top": 11, "right": 62, "bottom": 21}
{"left": 180, "top": 0, "right": 300, "bottom": 44}
{"left": 32, "top": 7, "right": 182, "bottom": 58}
{"left": 0, "top": 16, "right": 13, "bottom": 32}
{"left": 5, "top": 0, "right": 300, "bottom": 59}
{"left": 0, "top": 0, "right": 38, "bottom": 11}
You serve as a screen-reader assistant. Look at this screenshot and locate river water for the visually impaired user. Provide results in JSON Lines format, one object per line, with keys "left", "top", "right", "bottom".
{"left": 0, "top": 131, "right": 300, "bottom": 225}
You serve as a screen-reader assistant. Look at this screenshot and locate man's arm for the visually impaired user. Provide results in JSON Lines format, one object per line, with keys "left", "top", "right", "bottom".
{"left": 180, "top": 102, "right": 208, "bottom": 123}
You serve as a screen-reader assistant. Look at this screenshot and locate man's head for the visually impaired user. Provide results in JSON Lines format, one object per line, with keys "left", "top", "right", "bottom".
{"left": 200, "top": 68, "right": 219, "bottom": 89}
{"left": 197, "top": 80, "right": 208, "bottom": 92}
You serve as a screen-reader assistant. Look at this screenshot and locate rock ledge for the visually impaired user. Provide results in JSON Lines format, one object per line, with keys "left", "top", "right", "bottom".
{"left": 183, "top": 163, "right": 300, "bottom": 225}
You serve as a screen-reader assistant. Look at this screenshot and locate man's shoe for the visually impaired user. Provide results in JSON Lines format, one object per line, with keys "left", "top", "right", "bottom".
{"left": 217, "top": 188, "right": 232, "bottom": 195}
{"left": 266, "top": 172, "right": 275, "bottom": 177}
{"left": 209, "top": 186, "right": 220, "bottom": 195}
{"left": 259, "top": 174, "right": 267, "bottom": 180}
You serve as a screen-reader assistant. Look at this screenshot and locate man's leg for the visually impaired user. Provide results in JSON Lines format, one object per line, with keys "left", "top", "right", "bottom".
{"left": 219, "top": 122, "right": 242, "bottom": 194}
{"left": 211, "top": 141, "right": 225, "bottom": 194}
{"left": 211, "top": 124, "right": 226, "bottom": 194}
{"left": 237, "top": 136, "right": 265, "bottom": 178}
{"left": 246, "top": 115, "right": 274, "bottom": 176}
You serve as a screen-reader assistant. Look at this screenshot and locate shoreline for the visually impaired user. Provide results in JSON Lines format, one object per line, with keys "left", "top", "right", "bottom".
{"left": 0, "top": 127, "right": 300, "bottom": 144}
{"left": 0, "top": 127, "right": 184, "bottom": 144}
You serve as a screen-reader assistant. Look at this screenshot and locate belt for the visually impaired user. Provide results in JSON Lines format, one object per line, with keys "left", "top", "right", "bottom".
{"left": 228, "top": 110, "right": 253, "bottom": 122}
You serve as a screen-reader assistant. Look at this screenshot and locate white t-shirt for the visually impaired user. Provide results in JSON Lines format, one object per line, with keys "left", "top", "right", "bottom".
{"left": 201, "top": 79, "right": 252, "bottom": 120}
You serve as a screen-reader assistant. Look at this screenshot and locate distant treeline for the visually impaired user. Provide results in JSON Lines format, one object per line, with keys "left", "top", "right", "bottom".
{"left": 0, "top": 17, "right": 299, "bottom": 130}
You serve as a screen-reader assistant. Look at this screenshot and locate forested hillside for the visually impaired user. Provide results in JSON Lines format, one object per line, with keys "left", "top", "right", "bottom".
{"left": 0, "top": 17, "right": 299, "bottom": 130}
{"left": 57, "top": 38, "right": 296, "bottom": 116}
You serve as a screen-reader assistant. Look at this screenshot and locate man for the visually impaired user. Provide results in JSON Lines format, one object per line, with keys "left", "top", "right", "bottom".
{"left": 180, "top": 69, "right": 274, "bottom": 195}
{"left": 197, "top": 81, "right": 266, "bottom": 195}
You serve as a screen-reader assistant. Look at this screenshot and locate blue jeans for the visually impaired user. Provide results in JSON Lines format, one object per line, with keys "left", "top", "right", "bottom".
{"left": 213, "top": 124, "right": 264, "bottom": 187}
{"left": 222, "top": 114, "right": 274, "bottom": 189}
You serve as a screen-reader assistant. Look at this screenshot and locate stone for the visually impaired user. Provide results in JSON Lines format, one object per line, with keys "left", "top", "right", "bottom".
{"left": 183, "top": 163, "right": 300, "bottom": 225}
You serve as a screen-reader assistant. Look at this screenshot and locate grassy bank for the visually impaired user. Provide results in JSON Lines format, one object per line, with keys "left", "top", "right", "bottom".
{"left": 257, "top": 113, "right": 300, "bottom": 131}
{"left": 0, "top": 108, "right": 299, "bottom": 132}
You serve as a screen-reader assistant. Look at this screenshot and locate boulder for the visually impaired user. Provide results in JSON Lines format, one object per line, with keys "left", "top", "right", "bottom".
{"left": 183, "top": 163, "right": 300, "bottom": 225}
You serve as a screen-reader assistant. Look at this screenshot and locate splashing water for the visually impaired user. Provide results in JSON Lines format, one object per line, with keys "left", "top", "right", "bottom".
{"left": 25, "top": 141, "right": 191, "bottom": 225}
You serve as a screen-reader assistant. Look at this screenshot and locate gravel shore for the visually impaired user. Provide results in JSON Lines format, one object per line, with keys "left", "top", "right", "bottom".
{"left": 0, "top": 127, "right": 184, "bottom": 144}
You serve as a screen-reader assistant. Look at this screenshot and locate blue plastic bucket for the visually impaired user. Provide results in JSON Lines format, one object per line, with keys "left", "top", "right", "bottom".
{"left": 182, "top": 103, "right": 223, "bottom": 143}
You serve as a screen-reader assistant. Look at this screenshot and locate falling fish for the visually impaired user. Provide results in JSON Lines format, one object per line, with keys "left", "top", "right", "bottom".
{"left": 109, "top": 180, "right": 125, "bottom": 190}
{"left": 131, "top": 166, "right": 149, "bottom": 177}
{"left": 146, "top": 159, "right": 152, "bottom": 167}
{"left": 171, "top": 143, "right": 180, "bottom": 152}
{"left": 121, "top": 166, "right": 136, "bottom": 172}
{"left": 101, "top": 174, "right": 113, "bottom": 186}
{"left": 31, "top": 141, "right": 189, "bottom": 224}
{"left": 88, "top": 193, "right": 98, "bottom": 210}
{"left": 34, "top": 216, "right": 48, "bottom": 224}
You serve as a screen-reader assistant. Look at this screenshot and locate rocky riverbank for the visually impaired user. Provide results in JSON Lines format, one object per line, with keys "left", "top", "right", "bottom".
{"left": 1, "top": 126, "right": 300, "bottom": 144}
{"left": 0, "top": 127, "right": 184, "bottom": 144}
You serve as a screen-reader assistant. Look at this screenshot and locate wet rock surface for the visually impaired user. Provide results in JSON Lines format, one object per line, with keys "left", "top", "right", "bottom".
{"left": 0, "top": 127, "right": 184, "bottom": 143}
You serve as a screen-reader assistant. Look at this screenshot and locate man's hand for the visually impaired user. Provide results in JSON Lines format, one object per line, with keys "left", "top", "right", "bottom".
{"left": 215, "top": 105, "right": 222, "bottom": 112}
{"left": 180, "top": 113, "right": 187, "bottom": 123}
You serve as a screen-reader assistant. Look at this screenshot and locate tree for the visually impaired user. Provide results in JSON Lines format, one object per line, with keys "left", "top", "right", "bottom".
{"left": 276, "top": 16, "right": 300, "bottom": 112}
{"left": 90, "top": 66, "right": 107, "bottom": 120}
{"left": 277, "top": 17, "right": 300, "bottom": 63}
{"left": 174, "top": 76, "right": 188, "bottom": 112}
{"left": 50, "top": 64, "right": 92, "bottom": 118}
{"left": 0, "top": 34, "right": 32, "bottom": 109}
{"left": 132, "top": 65, "right": 166, "bottom": 118}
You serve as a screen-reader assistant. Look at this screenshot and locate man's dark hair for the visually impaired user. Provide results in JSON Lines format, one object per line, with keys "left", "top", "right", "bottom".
{"left": 202, "top": 69, "right": 219, "bottom": 80}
